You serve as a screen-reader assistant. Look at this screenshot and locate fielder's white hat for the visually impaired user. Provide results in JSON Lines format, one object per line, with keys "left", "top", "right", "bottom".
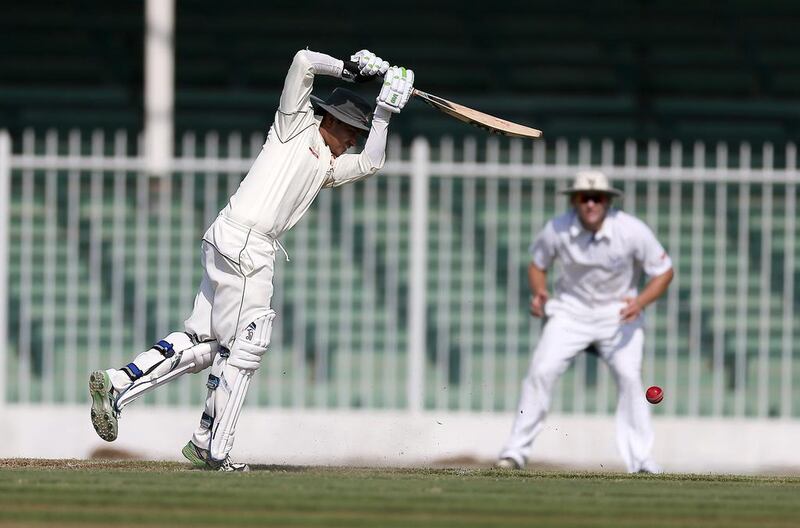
{"left": 560, "top": 170, "right": 623, "bottom": 197}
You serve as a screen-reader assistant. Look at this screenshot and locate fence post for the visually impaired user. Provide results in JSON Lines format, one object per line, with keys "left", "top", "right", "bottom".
{"left": 0, "top": 131, "right": 10, "bottom": 409}
{"left": 408, "top": 138, "right": 430, "bottom": 413}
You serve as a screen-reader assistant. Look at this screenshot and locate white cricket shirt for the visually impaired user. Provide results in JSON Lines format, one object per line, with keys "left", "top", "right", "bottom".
{"left": 530, "top": 208, "right": 673, "bottom": 318}
{"left": 221, "top": 50, "right": 386, "bottom": 239}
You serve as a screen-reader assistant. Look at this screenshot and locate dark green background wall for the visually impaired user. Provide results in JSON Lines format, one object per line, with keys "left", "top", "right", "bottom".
{"left": 3, "top": 1, "right": 800, "bottom": 143}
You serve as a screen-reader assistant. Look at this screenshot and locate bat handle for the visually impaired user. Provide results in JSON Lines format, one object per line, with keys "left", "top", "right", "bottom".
{"left": 342, "top": 60, "right": 378, "bottom": 84}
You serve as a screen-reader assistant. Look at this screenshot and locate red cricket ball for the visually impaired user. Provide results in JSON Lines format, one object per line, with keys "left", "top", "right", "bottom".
{"left": 646, "top": 385, "right": 664, "bottom": 404}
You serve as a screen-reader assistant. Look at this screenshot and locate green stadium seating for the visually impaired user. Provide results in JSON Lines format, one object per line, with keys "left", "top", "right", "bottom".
{"left": 4, "top": 1, "right": 800, "bottom": 142}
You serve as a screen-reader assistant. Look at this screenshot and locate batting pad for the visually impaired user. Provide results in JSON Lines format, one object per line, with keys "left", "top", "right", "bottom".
{"left": 115, "top": 339, "right": 217, "bottom": 411}
{"left": 206, "top": 312, "right": 275, "bottom": 461}
{"left": 210, "top": 368, "right": 253, "bottom": 461}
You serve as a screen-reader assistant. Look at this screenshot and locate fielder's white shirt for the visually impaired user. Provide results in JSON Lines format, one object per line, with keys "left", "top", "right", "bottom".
{"left": 531, "top": 208, "right": 672, "bottom": 319}
{"left": 222, "top": 50, "right": 387, "bottom": 239}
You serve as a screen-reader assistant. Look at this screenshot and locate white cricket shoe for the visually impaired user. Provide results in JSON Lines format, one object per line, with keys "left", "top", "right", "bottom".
{"left": 637, "top": 459, "right": 663, "bottom": 474}
{"left": 181, "top": 441, "right": 250, "bottom": 472}
{"left": 89, "top": 370, "right": 119, "bottom": 442}
{"left": 495, "top": 457, "right": 523, "bottom": 470}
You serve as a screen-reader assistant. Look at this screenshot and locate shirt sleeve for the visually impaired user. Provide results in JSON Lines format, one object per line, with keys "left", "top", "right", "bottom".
{"left": 324, "top": 107, "right": 390, "bottom": 188}
{"left": 274, "top": 50, "right": 344, "bottom": 142}
{"left": 635, "top": 220, "right": 673, "bottom": 277}
{"left": 529, "top": 221, "right": 558, "bottom": 269}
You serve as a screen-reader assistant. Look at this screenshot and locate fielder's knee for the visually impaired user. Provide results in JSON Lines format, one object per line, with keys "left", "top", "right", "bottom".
{"left": 615, "top": 369, "right": 643, "bottom": 391}
{"left": 528, "top": 364, "right": 559, "bottom": 391}
{"left": 228, "top": 311, "right": 276, "bottom": 371}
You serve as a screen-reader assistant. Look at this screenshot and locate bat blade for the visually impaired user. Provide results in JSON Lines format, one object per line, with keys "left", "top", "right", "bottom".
{"left": 413, "top": 89, "right": 542, "bottom": 139}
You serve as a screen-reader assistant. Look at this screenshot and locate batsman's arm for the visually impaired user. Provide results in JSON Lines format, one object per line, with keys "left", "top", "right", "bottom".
{"left": 328, "top": 62, "right": 412, "bottom": 186}
{"left": 274, "top": 50, "right": 349, "bottom": 141}
{"left": 278, "top": 50, "right": 343, "bottom": 115}
{"left": 325, "top": 106, "right": 392, "bottom": 187}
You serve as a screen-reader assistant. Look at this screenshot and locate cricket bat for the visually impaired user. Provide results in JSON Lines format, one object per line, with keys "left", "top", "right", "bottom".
{"left": 411, "top": 88, "right": 542, "bottom": 139}
{"left": 345, "top": 61, "right": 543, "bottom": 139}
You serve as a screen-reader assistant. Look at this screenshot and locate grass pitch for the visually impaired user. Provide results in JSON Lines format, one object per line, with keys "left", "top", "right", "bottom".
{"left": 1, "top": 459, "right": 799, "bottom": 527}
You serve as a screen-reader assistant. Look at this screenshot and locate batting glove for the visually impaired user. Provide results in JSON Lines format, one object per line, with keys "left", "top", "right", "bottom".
{"left": 352, "top": 49, "right": 390, "bottom": 76}
{"left": 342, "top": 49, "right": 389, "bottom": 83}
{"left": 376, "top": 66, "right": 414, "bottom": 113}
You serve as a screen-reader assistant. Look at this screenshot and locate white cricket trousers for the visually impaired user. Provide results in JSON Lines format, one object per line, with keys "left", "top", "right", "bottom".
{"left": 184, "top": 214, "right": 276, "bottom": 349}
{"left": 184, "top": 215, "right": 277, "bottom": 448}
{"left": 499, "top": 310, "right": 655, "bottom": 472}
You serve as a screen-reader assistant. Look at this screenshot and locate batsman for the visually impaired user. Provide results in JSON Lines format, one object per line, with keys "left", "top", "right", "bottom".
{"left": 88, "top": 48, "right": 414, "bottom": 471}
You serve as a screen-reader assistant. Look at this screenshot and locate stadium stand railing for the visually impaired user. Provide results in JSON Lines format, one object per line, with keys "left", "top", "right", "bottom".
{"left": 1, "top": 129, "right": 799, "bottom": 420}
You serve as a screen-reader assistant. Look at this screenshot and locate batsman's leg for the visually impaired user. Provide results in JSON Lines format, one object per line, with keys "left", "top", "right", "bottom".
{"left": 185, "top": 310, "right": 276, "bottom": 471}
{"left": 89, "top": 332, "right": 216, "bottom": 442}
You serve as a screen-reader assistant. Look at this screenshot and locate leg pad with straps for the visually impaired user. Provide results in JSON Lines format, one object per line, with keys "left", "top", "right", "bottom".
{"left": 115, "top": 334, "right": 217, "bottom": 412}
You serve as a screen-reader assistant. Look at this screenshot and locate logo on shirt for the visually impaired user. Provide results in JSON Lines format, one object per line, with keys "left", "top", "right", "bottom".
{"left": 308, "top": 146, "right": 319, "bottom": 159}
{"left": 608, "top": 255, "right": 626, "bottom": 271}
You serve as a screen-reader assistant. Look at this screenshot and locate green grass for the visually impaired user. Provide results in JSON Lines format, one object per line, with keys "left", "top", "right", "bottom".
{"left": 1, "top": 460, "right": 799, "bottom": 527}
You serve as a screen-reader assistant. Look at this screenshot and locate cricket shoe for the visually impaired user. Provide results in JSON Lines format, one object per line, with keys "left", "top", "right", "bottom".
{"left": 181, "top": 441, "right": 250, "bottom": 472}
{"left": 89, "top": 370, "right": 119, "bottom": 442}
{"left": 495, "top": 457, "right": 523, "bottom": 470}
{"left": 637, "top": 459, "right": 663, "bottom": 474}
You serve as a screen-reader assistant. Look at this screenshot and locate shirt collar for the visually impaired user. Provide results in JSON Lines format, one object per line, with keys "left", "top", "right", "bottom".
{"left": 569, "top": 210, "right": 613, "bottom": 242}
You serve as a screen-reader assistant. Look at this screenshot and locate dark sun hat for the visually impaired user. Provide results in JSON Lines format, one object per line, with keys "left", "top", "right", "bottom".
{"left": 311, "top": 88, "right": 373, "bottom": 132}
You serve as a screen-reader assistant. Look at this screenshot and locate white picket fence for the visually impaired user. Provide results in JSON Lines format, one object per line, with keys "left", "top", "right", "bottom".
{"left": 1, "top": 129, "right": 799, "bottom": 421}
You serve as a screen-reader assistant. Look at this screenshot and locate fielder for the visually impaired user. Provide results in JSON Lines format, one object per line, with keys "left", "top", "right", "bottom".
{"left": 496, "top": 171, "right": 674, "bottom": 473}
{"left": 88, "top": 48, "right": 414, "bottom": 471}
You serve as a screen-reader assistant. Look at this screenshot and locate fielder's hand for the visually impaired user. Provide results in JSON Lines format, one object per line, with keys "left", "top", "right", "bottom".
{"left": 342, "top": 49, "right": 389, "bottom": 83}
{"left": 376, "top": 66, "right": 414, "bottom": 113}
{"left": 530, "top": 290, "right": 549, "bottom": 318}
{"left": 620, "top": 296, "right": 643, "bottom": 323}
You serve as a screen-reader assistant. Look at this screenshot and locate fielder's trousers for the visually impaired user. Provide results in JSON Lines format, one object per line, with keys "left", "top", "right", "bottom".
{"left": 499, "top": 309, "right": 655, "bottom": 472}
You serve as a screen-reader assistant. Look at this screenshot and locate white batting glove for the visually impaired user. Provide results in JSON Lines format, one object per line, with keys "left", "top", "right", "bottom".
{"left": 350, "top": 49, "right": 390, "bottom": 77}
{"left": 376, "top": 66, "right": 414, "bottom": 113}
